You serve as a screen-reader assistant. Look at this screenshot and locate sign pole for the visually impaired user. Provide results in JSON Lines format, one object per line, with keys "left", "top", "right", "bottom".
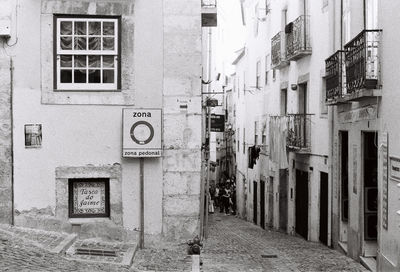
{"left": 140, "top": 157, "right": 144, "bottom": 249}
{"left": 205, "top": 107, "right": 211, "bottom": 239}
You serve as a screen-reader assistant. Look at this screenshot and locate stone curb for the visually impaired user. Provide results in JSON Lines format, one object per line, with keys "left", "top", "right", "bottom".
{"left": 65, "top": 241, "right": 138, "bottom": 266}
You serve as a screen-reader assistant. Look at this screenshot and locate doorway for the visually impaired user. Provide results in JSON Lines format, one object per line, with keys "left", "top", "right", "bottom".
{"left": 253, "top": 181, "right": 258, "bottom": 225}
{"left": 279, "top": 170, "right": 288, "bottom": 232}
{"left": 363, "top": 132, "right": 378, "bottom": 242}
{"left": 340, "top": 131, "right": 349, "bottom": 223}
{"left": 319, "top": 172, "right": 329, "bottom": 245}
{"left": 268, "top": 177, "right": 274, "bottom": 228}
{"left": 295, "top": 169, "right": 309, "bottom": 240}
{"left": 260, "top": 180, "right": 265, "bottom": 229}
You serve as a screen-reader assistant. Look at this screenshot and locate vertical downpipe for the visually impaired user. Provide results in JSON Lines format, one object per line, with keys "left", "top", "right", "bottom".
{"left": 10, "top": 57, "right": 14, "bottom": 226}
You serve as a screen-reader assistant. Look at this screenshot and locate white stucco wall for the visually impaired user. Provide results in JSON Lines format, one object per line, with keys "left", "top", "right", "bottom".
{"left": 11, "top": 0, "right": 202, "bottom": 240}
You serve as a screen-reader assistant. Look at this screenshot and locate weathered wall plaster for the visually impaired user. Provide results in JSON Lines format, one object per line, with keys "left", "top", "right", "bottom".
{"left": 0, "top": 56, "right": 12, "bottom": 224}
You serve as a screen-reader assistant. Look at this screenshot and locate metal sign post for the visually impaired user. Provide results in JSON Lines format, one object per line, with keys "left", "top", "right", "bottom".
{"left": 139, "top": 157, "right": 144, "bottom": 249}
{"left": 122, "top": 108, "right": 162, "bottom": 250}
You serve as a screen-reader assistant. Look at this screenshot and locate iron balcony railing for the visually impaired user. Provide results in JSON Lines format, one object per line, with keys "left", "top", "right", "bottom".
{"left": 286, "top": 15, "right": 311, "bottom": 60}
{"left": 344, "top": 29, "right": 382, "bottom": 94}
{"left": 271, "top": 31, "right": 286, "bottom": 68}
{"left": 325, "top": 50, "right": 346, "bottom": 100}
{"left": 287, "top": 114, "right": 312, "bottom": 150}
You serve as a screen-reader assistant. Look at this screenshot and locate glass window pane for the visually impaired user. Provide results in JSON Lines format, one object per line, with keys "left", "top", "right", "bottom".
{"left": 74, "top": 55, "right": 87, "bottom": 68}
{"left": 74, "top": 21, "right": 87, "bottom": 35}
{"left": 103, "top": 37, "right": 114, "bottom": 50}
{"left": 74, "top": 37, "right": 87, "bottom": 50}
{"left": 103, "top": 56, "right": 114, "bottom": 68}
{"left": 60, "top": 70, "right": 72, "bottom": 83}
{"left": 89, "top": 56, "right": 101, "bottom": 68}
{"left": 60, "top": 21, "right": 72, "bottom": 35}
{"left": 89, "top": 37, "right": 101, "bottom": 50}
{"left": 89, "top": 70, "right": 101, "bottom": 83}
{"left": 103, "top": 22, "right": 115, "bottom": 35}
{"left": 60, "top": 55, "right": 72, "bottom": 67}
{"left": 74, "top": 69, "right": 87, "bottom": 83}
{"left": 89, "top": 21, "right": 101, "bottom": 35}
{"left": 60, "top": 37, "right": 72, "bottom": 50}
{"left": 103, "top": 70, "right": 114, "bottom": 83}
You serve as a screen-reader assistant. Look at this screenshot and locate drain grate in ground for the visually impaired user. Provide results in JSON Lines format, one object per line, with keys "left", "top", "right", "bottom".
{"left": 66, "top": 239, "right": 137, "bottom": 266}
{"left": 261, "top": 254, "right": 278, "bottom": 258}
{"left": 75, "top": 248, "right": 118, "bottom": 257}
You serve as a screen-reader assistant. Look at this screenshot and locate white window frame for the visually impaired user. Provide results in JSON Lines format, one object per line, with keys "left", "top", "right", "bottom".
{"left": 256, "top": 60, "right": 261, "bottom": 88}
{"left": 55, "top": 17, "right": 119, "bottom": 91}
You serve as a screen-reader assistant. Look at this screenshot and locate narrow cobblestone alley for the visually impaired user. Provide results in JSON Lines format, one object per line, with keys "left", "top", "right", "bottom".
{"left": 1, "top": 213, "right": 369, "bottom": 271}
{"left": 201, "top": 213, "right": 368, "bottom": 272}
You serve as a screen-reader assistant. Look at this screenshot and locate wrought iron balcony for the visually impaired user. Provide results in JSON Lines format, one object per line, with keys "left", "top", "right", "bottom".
{"left": 202, "top": 0, "right": 217, "bottom": 27}
{"left": 287, "top": 114, "right": 312, "bottom": 151}
{"left": 344, "top": 30, "right": 382, "bottom": 94}
{"left": 271, "top": 31, "right": 288, "bottom": 69}
{"left": 325, "top": 50, "right": 346, "bottom": 101}
{"left": 285, "top": 15, "right": 311, "bottom": 61}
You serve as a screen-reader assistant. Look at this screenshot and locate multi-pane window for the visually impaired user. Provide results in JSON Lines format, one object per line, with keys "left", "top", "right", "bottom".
{"left": 256, "top": 60, "right": 261, "bottom": 88}
{"left": 265, "top": 0, "right": 271, "bottom": 15}
{"left": 55, "top": 16, "right": 120, "bottom": 90}
{"left": 265, "top": 55, "right": 270, "bottom": 85}
{"left": 254, "top": 121, "right": 259, "bottom": 145}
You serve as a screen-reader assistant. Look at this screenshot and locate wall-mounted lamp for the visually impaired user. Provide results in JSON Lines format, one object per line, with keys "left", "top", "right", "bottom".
{"left": 291, "top": 84, "right": 298, "bottom": 91}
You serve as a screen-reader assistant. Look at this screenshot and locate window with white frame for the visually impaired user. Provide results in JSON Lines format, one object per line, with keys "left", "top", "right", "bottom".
{"left": 55, "top": 16, "right": 120, "bottom": 90}
{"left": 256, "top": 60, "right": 261, "bottom": 88}
{"left": 265, "top": 54, "right": 270, "bottom": 85}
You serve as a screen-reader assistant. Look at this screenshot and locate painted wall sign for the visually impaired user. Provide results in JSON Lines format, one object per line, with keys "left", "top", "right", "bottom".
{"left": 381, "top": 132, "right": 388, "bottom": 229}
{"left": 353, "top": 145, "right": 358, "bottom": 195}
{"left": 122, "top": 108, "right": 162, "bottom": 157}
{"left": 69, "top": 178, "right": 110, "bottom": 218}
{"left": 206, "top": 114, "right": 225, "bottom": 132}
{"left": 338, "top": 104, "right": 377, "bottom": 124}
{"left": 390, "top": 156, "right": 400, "bottom": 181}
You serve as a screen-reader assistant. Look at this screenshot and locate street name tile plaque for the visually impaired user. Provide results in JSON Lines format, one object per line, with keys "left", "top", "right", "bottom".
{"left": 68, "top": 178, "right": 110, "bottom": 218}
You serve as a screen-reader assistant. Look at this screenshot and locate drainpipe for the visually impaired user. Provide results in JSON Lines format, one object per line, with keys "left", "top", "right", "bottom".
{"left": 10, "top": 57, "right": 14, "bottom": 226}
{"left": 329, "top": 0, "right": 337, "bottom": 247}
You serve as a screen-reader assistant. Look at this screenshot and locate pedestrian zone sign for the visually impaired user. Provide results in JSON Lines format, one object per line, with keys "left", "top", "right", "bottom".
{"left": 122, "top": 108, "right": 162, "bottom": 158}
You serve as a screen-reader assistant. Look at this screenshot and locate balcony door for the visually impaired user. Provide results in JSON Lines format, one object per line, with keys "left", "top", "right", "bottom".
{"left": 280, "top": 89, "right": 287, "bottom": 116}
{"left": 365, "top": 0, "right": 378, "bottom": 30}
{"left": 298, "top": 83, "right": 307, "bottom": 114}
{"left": 298, "top": 83, "right": 308, "bottom": 147}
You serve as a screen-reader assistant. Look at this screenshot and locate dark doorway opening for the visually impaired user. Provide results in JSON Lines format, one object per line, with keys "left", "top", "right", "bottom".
{"left": 340, "top": 131, "right": 349, "bottom": 222}
{"left": 253, "top": 181, "right": 258, "bottom": 225}
{"left": 268, "top": 177, "right": 274, "bottom": 228}
{"left": 279, "top": 170, "right": 288, "bottom": 232}
{"left": 363, "top": 132, "right": 378, "bottom": 241}
{"left": 319, "top": 172, "right": 329, "bottom": 245}
{"left": 295, "top": 169, "right": 309, "bottom": 240}
{"left": 260, "top": 180, "right": 265, "bottom": 229}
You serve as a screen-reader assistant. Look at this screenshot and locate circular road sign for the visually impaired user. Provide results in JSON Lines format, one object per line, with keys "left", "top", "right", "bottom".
{"left": 130, "top": 121, "right": 154, "bottom": 145}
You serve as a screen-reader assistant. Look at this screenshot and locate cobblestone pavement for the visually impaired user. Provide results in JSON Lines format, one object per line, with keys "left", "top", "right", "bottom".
{"left": 0, "top": 231, "right": 130, "bottom": 272}
{"left": 0, "top": 214, "right": 369, "bottom": 271}
{"left": 201, "top": 212, "right": 368, "bottom": 272}
{"left": 130, "top": 244, "right": 192, "bottom": 271}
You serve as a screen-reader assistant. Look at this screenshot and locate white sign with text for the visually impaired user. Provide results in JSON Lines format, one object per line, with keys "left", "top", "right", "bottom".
{"left": 122, "top": 108, "right": 162, "bottom": 157}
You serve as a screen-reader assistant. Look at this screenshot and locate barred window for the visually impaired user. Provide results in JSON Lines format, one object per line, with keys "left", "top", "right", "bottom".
{"left": 55, "top": 16, "right": 120, "bottom": 90}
